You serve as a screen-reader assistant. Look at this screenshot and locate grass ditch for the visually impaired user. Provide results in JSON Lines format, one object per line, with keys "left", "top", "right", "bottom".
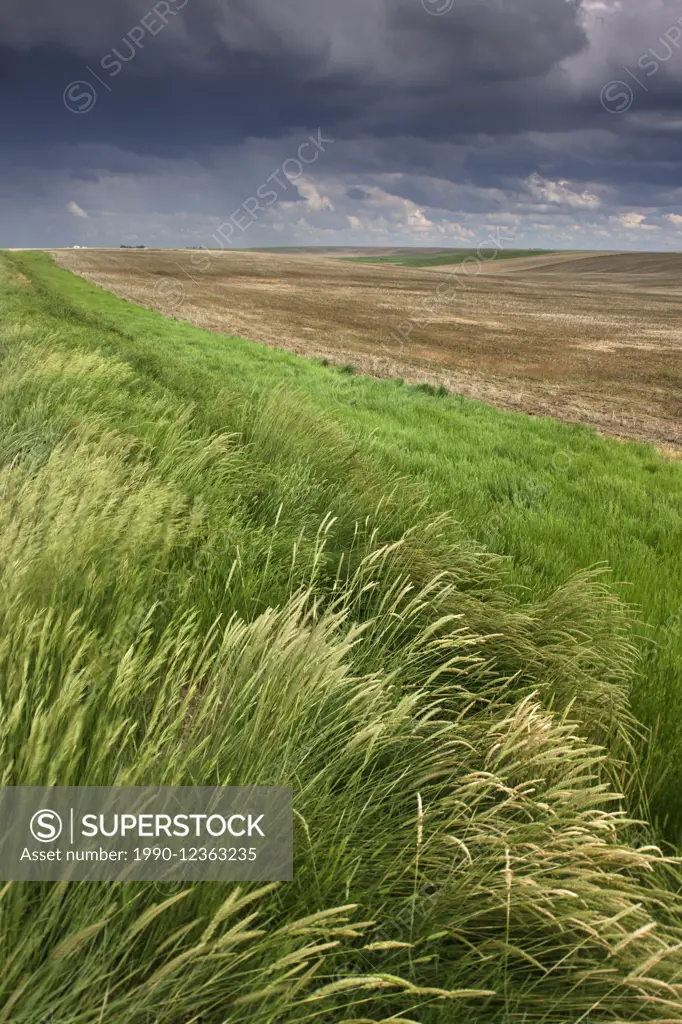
{"left": 1, "top": 250, "right": 682, "bottom": 1021}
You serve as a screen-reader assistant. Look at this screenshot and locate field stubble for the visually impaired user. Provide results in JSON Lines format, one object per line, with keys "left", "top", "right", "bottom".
{"left": 51, "top": 246, "right": 682, "bottom": 453}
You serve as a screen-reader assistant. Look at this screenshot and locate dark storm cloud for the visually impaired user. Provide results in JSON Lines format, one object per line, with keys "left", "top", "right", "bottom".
{"left": 1, "top": 0, "right": 682, "bottom": 249}
{"left": 0, "top": 0, "right": 669, "bottom": 193}
{"left": 388, "top": 0, "right": 586, "bottom": 83}
{"left": 70, "top": 170, "right": 100, "bottom": 183}
{"left": 0, "top": 41, "right": 361, "bottom": 158}
{"left": 0, "top": 0, "right": 591, "bottom": 156}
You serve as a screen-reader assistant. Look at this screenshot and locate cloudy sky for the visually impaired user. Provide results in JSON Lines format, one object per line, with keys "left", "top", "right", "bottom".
{"left": 2, "top": 0, "right": 682, "bottom": 250}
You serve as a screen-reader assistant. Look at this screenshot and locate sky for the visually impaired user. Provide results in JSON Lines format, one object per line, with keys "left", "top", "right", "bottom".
{"left": 2, "top": 0, "right": 682, "bottom": 250}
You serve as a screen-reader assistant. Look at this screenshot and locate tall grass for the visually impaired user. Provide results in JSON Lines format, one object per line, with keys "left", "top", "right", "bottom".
{"left": 2, "top": 252, "right": 682, "bottom": 1021}
{"left": 12, "top": 250, "right": 682, "bottom": 834}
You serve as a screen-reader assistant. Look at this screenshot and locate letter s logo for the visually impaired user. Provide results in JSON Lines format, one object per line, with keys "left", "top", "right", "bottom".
{"left": 600, "top": 80, "right": 634, "bottom": 115}
{"left": 30, "top": 810, "right": 63, "bottom": 843}
{"left": 63, "top": 81, "right": 97, "bottom": 115}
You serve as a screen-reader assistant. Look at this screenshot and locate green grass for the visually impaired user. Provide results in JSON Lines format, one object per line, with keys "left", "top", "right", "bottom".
{"left": 332, "top": 380, "right": 682, "bottom": 821}
{"left": 10, "top": 250, "right": 681, "bottom": 827}
{"left": 2, "top": 250, "right": 682, "bottom": 1022}
{"left": 343, "top": 249, "right": 557, "bottom": 267}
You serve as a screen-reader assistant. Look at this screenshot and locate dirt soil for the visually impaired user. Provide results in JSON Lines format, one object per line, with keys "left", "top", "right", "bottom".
{"left": 49, "top": 247, "right": 682, "bottom": 453}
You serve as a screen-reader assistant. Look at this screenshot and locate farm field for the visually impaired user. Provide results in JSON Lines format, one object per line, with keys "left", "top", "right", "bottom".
{"left": 340, "top": 249, "right": 558, "bottom": 267}
{"left": 3, "top": 248, "right": 682, "bottom": 1022}
{"left": 52, "top": 246, "right": 682, "bottom": 453}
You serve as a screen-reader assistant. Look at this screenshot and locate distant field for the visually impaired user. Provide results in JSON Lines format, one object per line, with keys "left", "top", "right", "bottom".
{"left": 342, "top": 248, "right": 557, "bottom": 267}
{"left": 51, "top": 246, "right": 682, "bottom": 453}
{"left": 251, "top": 245, "right": 470, "bottom": 257}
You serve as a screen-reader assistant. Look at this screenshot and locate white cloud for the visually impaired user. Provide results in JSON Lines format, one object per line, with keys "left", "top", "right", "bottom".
{"left": 614, "top": 211, "right": 659, "bottom": 230}
{"left": 664, "top": 213, "right": 682, "bottom": 227}
{"left": 526, "top": 173, "right": 600, "bottom": 209}
{"left": 67, "top": 200, "right": 88, "bottom": 218}
{"left": 295, "top": 179, "right": 334, "bottom": 212}
{"left": 619, "top": 212, "right": 644, "bottom": 227}
{"left": 407, "top": 207, "right": 432, "bottom": 230}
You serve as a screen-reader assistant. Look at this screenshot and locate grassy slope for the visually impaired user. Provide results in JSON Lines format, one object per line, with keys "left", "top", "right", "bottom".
{"left": 337, "top": 380, "right": 682, "bottom": 817}
{"left": 2, "top": 250, "right": 682, "bottom": 1022}
{"left": 15, "top": 250, "right": 682, "bottom": 826}
{"left": 342, "top": 249, "right": 557, "bottom": 267}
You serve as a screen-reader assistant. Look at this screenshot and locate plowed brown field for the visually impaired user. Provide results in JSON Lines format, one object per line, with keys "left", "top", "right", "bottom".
{"left": 50, "top": 247, "right": 682, "bottom": 452}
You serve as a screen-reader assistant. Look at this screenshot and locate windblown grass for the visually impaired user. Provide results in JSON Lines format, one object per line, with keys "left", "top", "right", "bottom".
{"left": 1, "top": 251, "right": 682, "bottom": 1021}
{"left": 11, "top": 250, "right": 682, "bottom": 832}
